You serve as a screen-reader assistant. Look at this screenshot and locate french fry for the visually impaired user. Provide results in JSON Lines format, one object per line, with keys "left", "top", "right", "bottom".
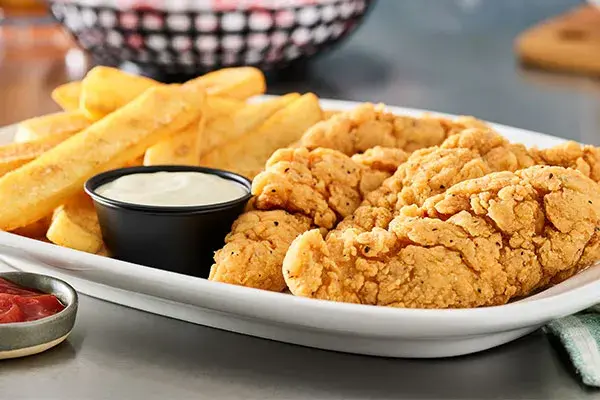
{"left": 186, "top": 67, "right": 266, "bottom": 100}
{"left": 14, "top": 111, "right": 91, "bottom": 143}
{"left": 124, "top": 155, "right": 144, "bottom": 167}
{"left": 80, "top": 66, "right": 158, "bottom": 120}
{"left": 47, "top": 193, "right": 103, "bottom": 253}
{"left": 0, "top": 130, "right": 78, "bottom": 177}
{"left": 200, "top": 93, "right": 323, "bottom": 179}
{"left": 0, "top": 84, "right": 205, "bottom": 230}
{"left": 80, "top": 66, "right": 265, "bottom": 120}
{"left": 144, "top": 115, "right": 206, "bottom": 166}
{"left": 199, "top": 93, "right": 300, "bottom": 159}
{"left": 205, "top": 96, "right": 245, "bottom": 121}
{"left": 11, "top": 216, "right": 51, "bottom": 239}
{"left": 51, "top": 81, "right": 83, "bottom": 111}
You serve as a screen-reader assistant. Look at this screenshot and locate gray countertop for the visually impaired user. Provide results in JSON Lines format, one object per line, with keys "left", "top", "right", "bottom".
{"left": 3, "top": 1, "right": 600, "bottom": 399}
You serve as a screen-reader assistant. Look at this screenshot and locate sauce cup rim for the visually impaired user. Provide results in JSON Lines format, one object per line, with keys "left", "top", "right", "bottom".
{"left": 0, "top": 272, "right": 78, "bottom": 328}
{"left": 84, "top": 165, "right": 252, "bottom": 214}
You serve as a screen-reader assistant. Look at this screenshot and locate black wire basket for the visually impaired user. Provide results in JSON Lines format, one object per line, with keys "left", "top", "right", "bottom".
{"left": 48, "top": 0, "right": 376, "bottom": 76}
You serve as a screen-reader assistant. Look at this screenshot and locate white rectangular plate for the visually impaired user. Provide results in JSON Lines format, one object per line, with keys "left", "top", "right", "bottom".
{"left": 1, "top": 97, "right": 598, "bottom": 358}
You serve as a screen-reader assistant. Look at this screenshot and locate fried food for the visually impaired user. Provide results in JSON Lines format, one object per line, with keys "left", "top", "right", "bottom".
{"left": 80, "top": 66, "right": 265, "bottom": 120}
{"left": 530, "top": 140, "right": 600, "bottom": 182}
{"left": 11, "top": 216, "right": 51, "bottom": 239}
{"left": 200, "top": 93, "right": 323, "bottom": 179}
{"left": 80, "top": 66, "right": 158, "bottom": 120}
{"left": 350, "top": 146, "right": 412, "bottom": 172}
{"left": 209, "top": 146, "right": 408, "bottom": 291}
{"left": 0, "top": 130, "right": 80, "bottom": 177}
{"left": 205, "top": 96, "right": 245, "bottom": 121}
{"left": 11, "top": 71, "right": 600, "bottom": 310}
{"left": 144, "top": 115, "right": 206, "bottom": 166}
{"left": 252, "top": 147, "right": 405, "bottom": 229}
{"left": 209, "top": 210, "right": 312, "bottom": 289}
{"left": 337, "top": 128, "right": 600, "bottom": 233}
{"left": 185, "top": 67, "right": 266, "bottom": 100}
{"left": 51, "top": 81, "right": 82, "bottom": 111}
{"left": 0, "top": 84, "right": 204, "bottom": 230}
{"left": 284, "top": 166, "right": 600, "bottom": 308}
{"left": 199, "top": 93, "right": 300, "bottom": 159}
{"left": 298, "top": 103, "right": 489, "bottom": 155}
{"left": 14, "top": 111, "right": 91, "bottom": 143}
{"left": 46, "top": 193, "right": 102, "bottom": 253}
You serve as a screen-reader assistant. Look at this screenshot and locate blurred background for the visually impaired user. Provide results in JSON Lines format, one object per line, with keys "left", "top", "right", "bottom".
{"left": 0, "top": 0, "right": 597, "bottom": 143}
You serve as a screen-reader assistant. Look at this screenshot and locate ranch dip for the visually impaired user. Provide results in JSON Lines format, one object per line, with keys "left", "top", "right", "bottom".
{"left": 95, "top": 171, "right": 247, "bottom": 207}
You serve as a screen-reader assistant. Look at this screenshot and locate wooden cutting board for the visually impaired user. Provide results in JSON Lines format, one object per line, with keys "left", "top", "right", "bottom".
{"left": 515, "top": 5, "right": 600, "bottom": 76}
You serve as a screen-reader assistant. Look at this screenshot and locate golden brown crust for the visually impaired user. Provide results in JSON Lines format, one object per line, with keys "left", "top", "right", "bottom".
{"left": 209, "top": 146, "right": 407, "bottom": 292}
{"left": 284, "top": 166, "right": 600, "bottom": 308}
{"left": 252, "top": 147, "right": 406, "bottom": 229}
{"left": 297, "top": 103, "right": 489, "bottom": 155}
{"left": 209, "top": 210, "right": 311, "bottom": 290}
{"left": 336, "top": 129, "right": 600, "bottom": 234}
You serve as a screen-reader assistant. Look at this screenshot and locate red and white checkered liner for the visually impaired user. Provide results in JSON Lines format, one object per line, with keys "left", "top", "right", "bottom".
{"left": 49, "top": 0, "right": 374, "bottom": 74}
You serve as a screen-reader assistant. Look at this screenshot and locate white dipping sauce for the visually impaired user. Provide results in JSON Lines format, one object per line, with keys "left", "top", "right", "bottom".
{"left": 95, "top": 171, "right": 247, "bottom": 207}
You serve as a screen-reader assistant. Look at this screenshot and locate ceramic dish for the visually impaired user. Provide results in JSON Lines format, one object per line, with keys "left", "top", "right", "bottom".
{"left": 0, "top": 97, "right": 595, "bottom": 359}
{"left": 0, "top": 271, "right": 78, "bottom": 360}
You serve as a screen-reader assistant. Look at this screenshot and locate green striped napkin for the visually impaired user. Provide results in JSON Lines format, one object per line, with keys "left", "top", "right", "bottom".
{"left": 546, "top": 306, "right": 600, "bottom": 387}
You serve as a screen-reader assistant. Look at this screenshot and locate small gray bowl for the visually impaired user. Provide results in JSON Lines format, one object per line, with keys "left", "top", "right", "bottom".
{"left": 0, "top": 272, "right": 78, "bottom": 360}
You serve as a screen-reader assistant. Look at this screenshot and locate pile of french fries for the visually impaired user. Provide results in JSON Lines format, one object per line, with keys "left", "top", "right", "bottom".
{"left": 0, "top": 66, "right": 326, "bottom": 254}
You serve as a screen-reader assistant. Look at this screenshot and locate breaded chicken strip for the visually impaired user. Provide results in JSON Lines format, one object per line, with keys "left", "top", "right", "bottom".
{"left": 284, "top": 166, "right": 600, "bottom": 308}
{"left": 209, "top": 210, "right": 311, "bottom": 289}
{"left": 252, "top": 147, "right": 404, "bottom": 229}
{"left": 209, "top": 146, "right": 408, "bottom": 291}
{"left": 297, "top": 103, "right": 489, "bottom": 155}
{"left": 530, "top": 141, "right": 600, "bottom": 182}
{"left": 338, "top": 129, "right": 600, "bottom": 232}
{"left": 338, "top": 129, "right": 535, "bottom": 232}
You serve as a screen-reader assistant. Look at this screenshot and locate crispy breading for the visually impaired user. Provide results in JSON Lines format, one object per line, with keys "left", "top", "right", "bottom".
{"left": 337, "top": 129, "right": 600, "bottom": 233}
{"left": 209, "top": 146, "right": 408, "bottom": 291}
{"left": 284, "top": 166, "right": 600, "bottom": 308}
{"left": 350, "top": 146, "right": 411, "bottom": 173}
{"left": 209, "top": 210, "right": 312, "bottom": 290}
{"left": 297, "top": 103, "right": 489, "bottom": 154}
{"left": 252, "top": 147, "right": 405, "bottom": 229}
{"left": 529, "top": 141, "right": 600, "bottom": 182}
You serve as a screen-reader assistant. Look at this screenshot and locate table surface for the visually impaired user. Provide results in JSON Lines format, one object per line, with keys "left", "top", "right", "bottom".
{"left": 2, "top": 1, "right": 600, "bottom": 399}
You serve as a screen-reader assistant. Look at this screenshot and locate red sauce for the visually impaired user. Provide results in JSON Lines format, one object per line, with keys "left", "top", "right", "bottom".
{"left": 0, "top": 278, "right": 65, "bottom": 324}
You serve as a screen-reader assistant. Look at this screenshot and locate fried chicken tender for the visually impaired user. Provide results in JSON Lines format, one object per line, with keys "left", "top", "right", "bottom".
{"left": 209, "top": 146, "right": 408, "bottom": 291}
{"left": 530, "top": 141, "right": 600, "bottom": 182}
{"left": 209, "top": 211, "right": 312, "bottom": 290}
{"left": 297, "top": 103, "right": 489, "bottom": 155}
{"left": 284, "top": 166, "right": 600, "bottom": 308}
{"left": 338, "top": 128, "right": 600, "bottom": 233}
{"left": 337, "top": 129, "right": 532, "bottom": 232}
{"left": 252, "top": 147, "right": 406, "bottom": 229}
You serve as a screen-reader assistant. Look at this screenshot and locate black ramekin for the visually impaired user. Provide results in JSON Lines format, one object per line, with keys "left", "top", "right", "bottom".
{"left": 84, "top": 165, "right": 252, "bottom": 278}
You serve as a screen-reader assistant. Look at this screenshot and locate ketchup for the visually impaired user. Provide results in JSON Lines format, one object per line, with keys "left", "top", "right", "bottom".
{"left": 0, "top": 278, "right": 65, "bottom": 324}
